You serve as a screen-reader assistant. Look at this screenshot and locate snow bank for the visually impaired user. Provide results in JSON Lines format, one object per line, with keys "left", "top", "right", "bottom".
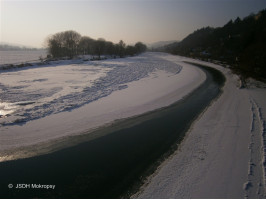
{"left": 135, "top": 57, "right": 266, "bottom": 198}
{"left": 0, "top": 53, "right": 205, "bottom": 162}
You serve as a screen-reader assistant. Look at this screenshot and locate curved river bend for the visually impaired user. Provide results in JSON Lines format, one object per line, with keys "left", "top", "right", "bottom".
{"left": 0, "top": 63, "right": 225, "bottom": 198}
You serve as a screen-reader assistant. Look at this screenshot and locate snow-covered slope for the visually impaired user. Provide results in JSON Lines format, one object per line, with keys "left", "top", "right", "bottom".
{"left": 135, "top": 58, "right": 266, "bottom": 198}
{"left": 0, "top": 53, "right": 205, "bottom": 162}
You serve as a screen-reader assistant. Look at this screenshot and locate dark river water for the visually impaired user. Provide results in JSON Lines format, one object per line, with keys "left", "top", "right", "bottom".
{"left": 0, "top": 63, "right": 225, "bottom": 198}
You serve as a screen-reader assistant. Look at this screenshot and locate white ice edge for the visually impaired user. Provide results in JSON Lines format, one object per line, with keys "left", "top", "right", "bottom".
{"left": 0, "top": 53, "right": 206, "bottom": 161}
{"left": 135, "top": 57, "right": 266, "bottom": 198}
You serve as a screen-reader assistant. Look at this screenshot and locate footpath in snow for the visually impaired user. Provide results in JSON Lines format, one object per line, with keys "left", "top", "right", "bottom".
{"left": 134, "top": 57, "right": 266, "bottom": 198}
{"left": 0, "top": 52, "right": 205, "bottom": 162}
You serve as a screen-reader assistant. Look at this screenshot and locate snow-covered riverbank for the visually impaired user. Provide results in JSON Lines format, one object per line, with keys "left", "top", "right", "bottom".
{"left": 134, "top": 58, "right": 266, "bottom": 198}
{"left": 0, "top": 52, "right": 205, "bottom": 162}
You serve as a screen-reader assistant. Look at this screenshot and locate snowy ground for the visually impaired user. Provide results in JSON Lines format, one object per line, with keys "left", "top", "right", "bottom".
{"left": 0, "top": 50, "right": 47, "bottom": 65}
{"left": 0, "top": 52, "right": 205, "bottom": 161}
{"left": 134, "top": 58, "right": 266, "bottom": 198}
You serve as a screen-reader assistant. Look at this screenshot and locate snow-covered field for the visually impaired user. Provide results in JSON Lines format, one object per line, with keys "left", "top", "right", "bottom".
{"left": 0, "top": 52, "right": 205, "bottom": 161}
{"left": 0, "top": 50, "right": 47, "bottom": 65}
{"left": 134, "top": 57, "right": 266, "bottom": 198}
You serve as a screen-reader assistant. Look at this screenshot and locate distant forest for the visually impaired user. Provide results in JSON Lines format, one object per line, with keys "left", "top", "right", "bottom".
{"left": 46, "top": 30, "right": 147, "bottom": 59}
{"left": 0, "top": 44, "right": 39, "bottom": 51}
{"left": 163, "top": 9, "right": 266, "bottom": 80}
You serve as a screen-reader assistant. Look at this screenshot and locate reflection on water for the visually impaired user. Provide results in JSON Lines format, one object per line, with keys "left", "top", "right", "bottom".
{"left": 0, "top": 101, "right": 36, "bottom": 124}
{"left": 0, "top": 101, "right": 35, "bottom": 116}
{"left": 0, "top": 102, "right": 18, "bottom": 117}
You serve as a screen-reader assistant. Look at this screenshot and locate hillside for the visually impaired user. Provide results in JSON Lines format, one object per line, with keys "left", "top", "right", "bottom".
{"left": 147, "top": 40, "right": 178, "bottom": 49}
{"left": 165, "top": 9, "right": 266, "bottom": 80}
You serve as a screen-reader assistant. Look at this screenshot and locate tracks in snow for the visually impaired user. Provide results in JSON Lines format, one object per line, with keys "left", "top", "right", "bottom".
{"left": 244, "top": 98, "right": 266, "bottom": 198}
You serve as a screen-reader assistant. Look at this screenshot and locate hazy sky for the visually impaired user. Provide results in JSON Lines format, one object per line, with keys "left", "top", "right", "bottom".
{"left": 1, "top": 0, "right": 266, "bottom": 48}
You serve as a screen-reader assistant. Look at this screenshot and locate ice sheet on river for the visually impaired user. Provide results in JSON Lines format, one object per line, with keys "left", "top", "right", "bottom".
{"left": 0, "top": 53, "right": 182, "bottom": 125}
{"left": 0, "top": 53, "right": 206, "bottom": 161}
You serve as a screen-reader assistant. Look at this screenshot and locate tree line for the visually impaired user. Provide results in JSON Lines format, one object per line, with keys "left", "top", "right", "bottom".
{"left": 46, "top": 30, "right": 147, "bottom": 59}
{"left": 0, "top": 44, "right": 39, "bottom": 51}
{"left": 163, "top": 9, "right": 266, "bottom": 80}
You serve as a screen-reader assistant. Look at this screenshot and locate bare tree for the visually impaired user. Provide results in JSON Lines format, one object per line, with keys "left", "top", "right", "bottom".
{"left": 93, "top": 38, "right": 106, "bottom": 59}
{"left": 47, "top": 30, "right": 81, "bottom": 58}
{"left": 47, "top": 32, "right": 64, "bottom": 57}
{"left": 126, "top": 45, "right": 136, "bottom": 56}
{"left": 79, "top": 36, "right": 94, "bottom": 55}
{"left": 135, "top": 42, "right": 147, "bottom": 54}
{"left": 105, "top": 41, "right": 115, "bottom": 56}
{"left": 46, "top": 30, "right": 146, "bottom": 59}
{"left": 118, "top": 40, "right": 126, "bottom": 58}
{"left": 62, "top": 30, "right": 81, "bottom": 57}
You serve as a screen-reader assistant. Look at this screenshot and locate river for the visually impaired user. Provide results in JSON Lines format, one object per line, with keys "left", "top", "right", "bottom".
{"left": 0, "top": 63, "right": 225, "bottom": 198}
